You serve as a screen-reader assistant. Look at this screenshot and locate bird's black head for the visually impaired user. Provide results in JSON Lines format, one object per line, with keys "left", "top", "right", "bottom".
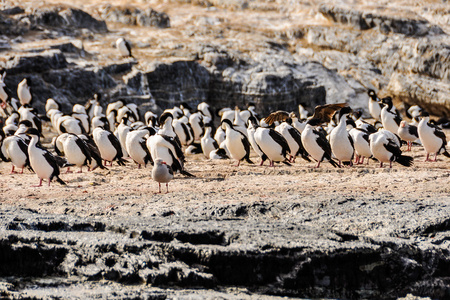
{"left": 25, "top": 77, "right": 32, "bottom": 87}
{"left": 18, "top": 120, "right": 33, "bottom": 128}
{"left": 143, "top": 126, "right": 157, "bottom": 136}
{"left": 180, "top": 102, "right": 192, "bottom": 111}
{"left": 352, "top": 109, "right": 363, "bottom": 120}
{"left": 307, "top": 118, "right": 322, "bottom": 126}
{"left": 420, "top": 111, "right": 430, "bottom": 117}
{"left": 346, "top": 118, "right": 357, "bottom": 128}
{"left": 247, "top": 116, "right": 259, "bottom": 128}
{"left": 381, "top": 96, "right": 392, "bottom": 104}
{"left": 25, "top": 127, "right": 40, "bottom": 137}
{"left": 339, "top": 106, "right": 352, "bottom": 120}
{"left": 221, "top": 119, "right": 233, "bottom": 129}
{"left": 368, "top": 89, "right": 377, "bottom": 100}
{"left": 159, "top": 112, "right": 173, "bottom": 125}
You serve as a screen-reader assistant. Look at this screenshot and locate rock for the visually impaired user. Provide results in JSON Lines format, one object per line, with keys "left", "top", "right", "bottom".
{"left": 24, "top": 6, "right": 107, "bottom": 33}
{"left": 1, "top": 50, "right": 67, "bottom": 75}
{"left": 387, "top": 72, "right": 450, "bottom": 116}
{"left": 319, "top": 4, "right": 444, "bottom": 36}
{"left": 98, "top": 4, "right": 170, "bottom": 28}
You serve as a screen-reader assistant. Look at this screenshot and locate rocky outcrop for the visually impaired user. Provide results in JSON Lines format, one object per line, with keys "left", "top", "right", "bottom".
{"left": 98, "top": 5, "right": 170, "bottom": 28}
{"left": 319, "top": 5, "right": 444, "bottom": 36}
{"left": 1, "top": 192, "right": 449, "bottom": 299}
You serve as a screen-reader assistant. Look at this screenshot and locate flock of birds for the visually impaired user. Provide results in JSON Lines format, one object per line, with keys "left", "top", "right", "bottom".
{"left": 1, "top": 68, "right": 450, "bottom": 192}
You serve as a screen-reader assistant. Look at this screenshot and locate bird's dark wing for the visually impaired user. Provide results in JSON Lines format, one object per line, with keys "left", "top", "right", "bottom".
{"left": 269, "top": 129, "right": 291, "bottom": 156}
{"left": 264, "top": 111, "right": 290, "bottom": 126}
{"left": 311, "top": 103, "right": 348, "bottom": 124}
{"left": 384, "top": 140, "right": 402, "bottom": 157}
{"left": 17, "top": 137, "right": 30, "bottom": 166}
{"left": 166, "top": 164, "right": 174, "bottom": 176}
{"left": 315, "top": 129, "right": 332, "bottom": 156}
{"left": 408, "top": 125, "right": 418, "bottom": 138}
{"left": 74, "top": 135, "right": 92, "bottom": 164}
{"left": 106, "top": 132, "right": 123, "bottom": 159}
{"left": 393, "top": 113, "right": 402, "bottom": 126}
{"left": 161, "top": 135, "right": 185, "bottom": 160}
{"left": 432, "top": 126, "right": 447, "bottom": 144}
{"left": 180, "top": 122, "right": 192, "bottom": 144}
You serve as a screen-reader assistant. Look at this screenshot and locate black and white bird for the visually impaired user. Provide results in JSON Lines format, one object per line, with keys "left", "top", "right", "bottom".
{"left": 367, "top": 89, "right": 381, "bottom": 121}
{"left": 369, "top": 129, "right": 413, "bottom": 168}
{"left": 254, "top": 122, "right": 291, "bottom": 167}
{"left": 221, "top": 119, "right": 253, "bottom": 167}
{"left": 274, "top": 118, "right": 310, "bottom": 163}
{"left": 19, "top": 106, "right": 42, "bottom": 134}
{"left": 152, "top": 158, "right": 174, "bottom": 193}
{"left": 189, "top": 112, "right": 204, "bottom": 142}
{"left": 92, "top": 127, "right": 126, "bottom": 166}
{"left": 116, "top": 37, "right": 133, "bottom": 58}
{"left": 397, "top": 120, "right": 419, "bottom": 151}
{"left": 200, "top": 126, "right": 219, "bottom": 158}
{"left": 0, "top": 135, "right": 30, "bottom": 174}
{"left": 17, "top": 78, "right": 32, "bottom": 106}
{"left": 329, "top": 106, "right": 355, "bottom": 167}
{"left": 126, "top": 127, "right": 156, "bottom": 168}
{"left": 147, "top": 133, "right": 194, "bottom": 177}
{"left": 380, "top": 96, "right": 402, "bottom": 134}
{"left": 349, "top": 128, "right": 372, "bottom": 165}
{"left": 62, "top": 133, "right": 93, "bottom": 173}
{"left": 418, "top": 112, "right": 450, "bottom": 162}
{"left": 173, "top": 117, "right": 194, "bottom": 146}
{"left": 25, "top": 128, "right": 67, "bottom": 187}
{"left": 246, "top": 116, "right": 268, "bottom": 166}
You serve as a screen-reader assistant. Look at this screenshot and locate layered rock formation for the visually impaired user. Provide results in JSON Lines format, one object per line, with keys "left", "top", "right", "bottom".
{"left": 1, "top": 0, "right": 448, "bottom": 117}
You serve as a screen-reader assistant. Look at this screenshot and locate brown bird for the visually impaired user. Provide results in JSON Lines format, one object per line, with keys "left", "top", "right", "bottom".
{"left": 310, "top": 103, "right": 348, "bottom": 124}
{"left": 264, "top": 103, "right": 347, "bottom": 126}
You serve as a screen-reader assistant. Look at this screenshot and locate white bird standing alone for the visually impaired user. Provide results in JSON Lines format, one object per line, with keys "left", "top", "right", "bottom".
{"left": 152, "top": 158, "right": 174, "bottom": 193}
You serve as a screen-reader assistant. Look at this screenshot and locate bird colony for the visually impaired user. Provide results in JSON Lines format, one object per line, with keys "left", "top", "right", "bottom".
{"left": 1, "top": 68, "right": 449, "bottom": 192}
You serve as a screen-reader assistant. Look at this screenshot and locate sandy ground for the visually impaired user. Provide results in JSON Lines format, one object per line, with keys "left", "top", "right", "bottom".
{"left": 1, "top": 127, "right": 449, "bottom": 219}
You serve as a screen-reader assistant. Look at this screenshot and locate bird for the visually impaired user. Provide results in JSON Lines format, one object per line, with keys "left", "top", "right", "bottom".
{"left": 92, "top": 127, "right": 126, "bottom": 166}
{"left": 349, "top": 128, "right": 372, "bottom": 164}
{"left": 0, "top": 135, "right": 30, "bottom": 174}
{"left": 298, "top": 104, "right": 309, "bottom": 119}
{"left": 173, "top": 118, "right": 194, "bottom": 146}
{"left": 246, "top": 116, "right": 268, "bottom": 166}
{"left": 275, "top": 118, "right": 310, "bottom": 163}
{"left": 152, "top": 158, "right": 174, "bottom": 193}
{"left": 369, "top": 129, "right": 413, "bottom": 168}
{"left": 126, "top": 127, "right": 156, "bottom": 168}
{"left": 221, "top": 119, "right": 253, "bottom": 166}
{"left": 25, "top": 128, "right": 67, "bottom": 187}
{"left": 45, "top": 98, "right": 60, "bottom": 115}
{"left": 116, "top": 37, "right": 133, "bottom": 58}
{"left": 299, "top": 104, "right": 347, "bottom": 168}
{"left": 397, "top": 121, "right": 419, "bottom": 151}
{"left": 19, "top": 106, "right": 42, "bottom": 134}
{"left": 254, "top": 122, "right": 292, "bottom": 167}
{"left": 417, "top": 112, "right": 450, "bottom": 162}
{"left": 189, "top": 112, "right": 204, "bottom": 142}
{"left": 147, "top": 133, "right": 194, "bottom": 177}
{"left": 380, "top": 96, "right": 402, "bottom": 134}
{"left": 198, "top": 102, "right": 213, "bottom": 121}
{"left": 200, "top": 126, "right": 219, "bottom": 158}
{"left": 62, "top": 133, "right": 93, "bottom": 173}
{"left": 367, "top": 89, "right": 381, "bottom": 121}
{"left": 17, "top": 78, "right": 32, "bottom": 106}
{"left": 329, "top": 106, "right": 355, "bottom": 167}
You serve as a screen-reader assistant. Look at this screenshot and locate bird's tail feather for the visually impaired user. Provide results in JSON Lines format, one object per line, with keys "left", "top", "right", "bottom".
{"left": 55, "top": 176, "right": 66, "bottom": 185}
{"left": 328, "top": 158, "right": 340, "bottom": 168}
{"left": 442, "top": 149, "right": 450, "bottom": 158}
{"left": 396, "top": 155, "right": 414, "bottom": 167}
{"left": 181, "top": 169, "right": 195, "bottom": 177}
{"left": 245, "top": 157, "right": 254, "bottom": 164}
